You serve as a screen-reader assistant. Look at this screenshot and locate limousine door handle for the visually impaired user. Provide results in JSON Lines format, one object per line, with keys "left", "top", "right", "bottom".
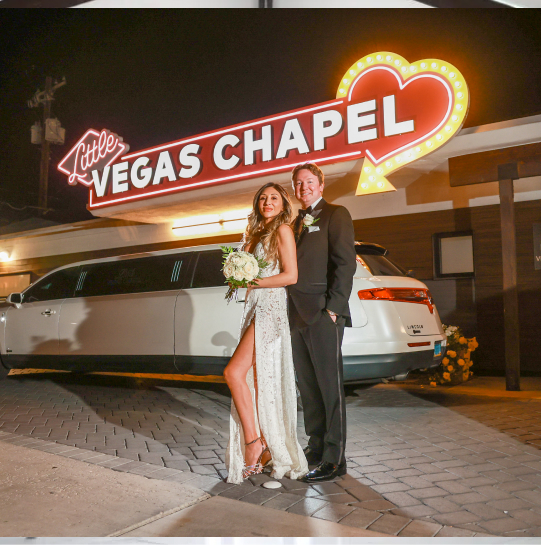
{"left": 236, "top": 299, "right": 245, "bottom": 304}
{"left": 41, "top": 309, "right": 56, "bottom": 316}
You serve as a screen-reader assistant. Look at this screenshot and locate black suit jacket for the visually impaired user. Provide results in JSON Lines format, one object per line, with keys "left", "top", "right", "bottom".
{"left": 289, "top": 198, "right": 357, "bottom": 327}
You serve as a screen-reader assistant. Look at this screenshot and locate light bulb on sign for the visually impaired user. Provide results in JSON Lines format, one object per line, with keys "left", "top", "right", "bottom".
{"left": 361, "top": 183, "right": 369, "bottom": 190}
{"left": 357, "top": 62, "right": 363, "bottom": 68}
{"left": 456, "top": 104, "right": 463, "bottom": 111}
{"left": 436, "top": 134, "right": 443, "bottom": 141}
{"left": 343, "top": 79, "right": 349, "bottom": 84}
{"left": 349, "top": 70, "right": 355, "bottom": 75}
{"left": 369, "top": 176, "right": 375, "bottom": 182}
{"left": 457, "top": 92, "right": 464, "bottom": 99}
{"left": 421, "top": 63, "right": 427, "bottom": 69}
{"left": 376, "top": 168, "right": 382, "bottom": 174}
{"left": 394, "top": 60, "right": 401, "bottom": 66}
{"left": 455, "top": 81, "right": 461, "bottom": 88}
{"left": 0, "top": 251, "right": 10, "bottom": 262}
{"left": 385, "top": 161, "right": 392, "bottom": 168}
{"left": 386, "top": 55, "right": 392, "bottom": 61}
{"left": 441, "top": 66, "right": 447, "bottom": 72}
{"left": 445, "top": 125, "right": 452, "bottom": 132}
{"left": 376, "top": 55, "right": 382, "bottom": 61}
{"left": 415, "top": 147, "right": 421, "bottom": 153}
{"left": 431, "top": 62, "right": 438, "bottom": 69}
{"left": 377, "top": 182, "right": 385, "bottom": 189}
{"left": 426, "top": 141, "right": 432, "bottom": 147}
{"left": 364, "top": 167, "right": 371, "bottom": 173}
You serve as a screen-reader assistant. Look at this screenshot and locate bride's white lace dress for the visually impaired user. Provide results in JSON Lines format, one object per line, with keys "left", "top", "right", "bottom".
{"left": 225, "top": 243, "right": 309, "bottom": 484}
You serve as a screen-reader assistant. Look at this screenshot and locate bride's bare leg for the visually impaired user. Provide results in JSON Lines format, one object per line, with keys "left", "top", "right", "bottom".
{"left": 223, "top": 321, "right": 263, "bottom": 468}
{"left": 252, "top": 361, "right": 271, "bottom": 466}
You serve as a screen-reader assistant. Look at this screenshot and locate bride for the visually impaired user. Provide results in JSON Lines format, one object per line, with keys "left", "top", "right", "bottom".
{"left": 224, "top": 182, "right": 309, "bottom": 484}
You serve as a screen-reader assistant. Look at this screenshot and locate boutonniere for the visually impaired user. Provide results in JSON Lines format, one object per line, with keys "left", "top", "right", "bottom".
{"left": 302, "top": 214, "right": 320, "bottom": 231}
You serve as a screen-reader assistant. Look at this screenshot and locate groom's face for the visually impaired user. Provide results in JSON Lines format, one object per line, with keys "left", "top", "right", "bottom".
{"left": 294, "top": 169, "right": 324, "bottom": 209}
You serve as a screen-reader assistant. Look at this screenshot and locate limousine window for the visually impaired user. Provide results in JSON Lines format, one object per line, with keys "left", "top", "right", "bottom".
{"left": 22, "top": 267, "right": 80, "bottom": 303}
{"left": 190, "top": 250, "right": 225, "bottom": 289}
{"left": 75, "top": 254, "right": 191, "bottom": 297}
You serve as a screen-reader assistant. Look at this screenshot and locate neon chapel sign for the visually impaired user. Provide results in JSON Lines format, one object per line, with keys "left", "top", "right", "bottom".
{"left": 58, "top": 51, "right": 469, "bottom": 208}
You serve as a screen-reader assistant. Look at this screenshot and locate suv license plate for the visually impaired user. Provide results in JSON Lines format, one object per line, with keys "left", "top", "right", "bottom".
{"left": 434, "top": 341, "right": 442, "bottom": 358}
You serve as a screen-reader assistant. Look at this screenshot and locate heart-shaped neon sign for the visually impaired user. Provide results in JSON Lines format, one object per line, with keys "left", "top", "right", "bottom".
{"left": 337, "top": 52, "right": 469, "bottom": 195}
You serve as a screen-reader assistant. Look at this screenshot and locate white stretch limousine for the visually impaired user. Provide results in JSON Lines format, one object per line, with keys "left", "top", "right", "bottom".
{"left": 0, "top": 243, "right": 446, "bottom": 381}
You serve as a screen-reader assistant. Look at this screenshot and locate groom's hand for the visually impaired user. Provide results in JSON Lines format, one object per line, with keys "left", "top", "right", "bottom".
{"left": 327, "top": 309, "right": 337, "bottom": 323}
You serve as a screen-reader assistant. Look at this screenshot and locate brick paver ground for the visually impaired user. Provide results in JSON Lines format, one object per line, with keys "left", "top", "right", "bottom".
{"left": 2, "top": 371, "right": 541, "bottom": 536}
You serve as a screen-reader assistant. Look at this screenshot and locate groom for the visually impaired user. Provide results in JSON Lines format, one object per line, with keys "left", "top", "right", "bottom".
{"left": 289, "top": 162, "right": 357, "bottom": 483}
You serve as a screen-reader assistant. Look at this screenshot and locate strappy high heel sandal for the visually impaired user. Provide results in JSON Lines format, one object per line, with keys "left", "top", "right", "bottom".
{"left": 242, "top": 437, "right": 271, "bottom": 479}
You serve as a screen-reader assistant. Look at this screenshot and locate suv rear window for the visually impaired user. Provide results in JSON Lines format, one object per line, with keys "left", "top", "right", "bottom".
{"left": 356, "top": 247, "right": 407, "bottom": 277}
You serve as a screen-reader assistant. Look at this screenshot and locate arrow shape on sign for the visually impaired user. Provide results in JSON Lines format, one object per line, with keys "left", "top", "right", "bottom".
{"left": 356, "top": 159, "right": 397, "bottom": 196}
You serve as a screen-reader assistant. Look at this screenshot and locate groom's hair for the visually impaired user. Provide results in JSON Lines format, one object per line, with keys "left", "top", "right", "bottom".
{"left": 291, "top": 162, "right": 324, "bottom": 187}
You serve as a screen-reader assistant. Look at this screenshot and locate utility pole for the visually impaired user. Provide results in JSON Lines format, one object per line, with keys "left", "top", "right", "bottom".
{"left": 39, "top": 76, "right": 52, "bottom": 212}
{"left": 28, "top": 76, "right": 66, "bottom": 215}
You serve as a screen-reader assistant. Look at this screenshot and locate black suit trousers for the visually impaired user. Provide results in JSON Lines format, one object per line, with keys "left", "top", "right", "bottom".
{"left": 290, "top": 300, "right": 347, "bottom": 466}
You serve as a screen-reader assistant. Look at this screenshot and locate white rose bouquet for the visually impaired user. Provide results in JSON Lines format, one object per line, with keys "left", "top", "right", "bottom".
{"left": 222, "top": 246, "right": 268, "bottom": 303}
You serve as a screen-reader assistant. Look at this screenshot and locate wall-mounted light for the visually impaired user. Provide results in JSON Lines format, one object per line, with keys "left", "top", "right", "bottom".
{"left": 172, "top": 209, "right": 250, "bottom": 238}
{"left": 0, "top": 251, "right": 12, "bottom": 262}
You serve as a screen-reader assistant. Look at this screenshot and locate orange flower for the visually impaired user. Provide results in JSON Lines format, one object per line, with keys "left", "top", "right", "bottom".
{"left": 457, "top": 359, "right": 465, "bottom": 367}
{"left": 443, "top": 372, "right": 451, "bottom": 381}
{"left": 430, "top": 381, "right": 437, "bottom": 387}
{"left": 448, "top": 366, "right": 455, "bottom": 373}
{"left": 459, "top": 337, "right": 467, "bottom": 345}
{"left": 447, "top": 350, "right": 457, "bottom": 358}
{"left": 442, "top": 357, "right": 450, "bottom": 365}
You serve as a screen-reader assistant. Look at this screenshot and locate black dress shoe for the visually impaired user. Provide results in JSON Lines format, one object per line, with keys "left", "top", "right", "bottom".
{"left": 298, "top": 461, "right": 347, "bottom": 483}
{"left": 303, "top": 446, "right": 322, "bottom": 466}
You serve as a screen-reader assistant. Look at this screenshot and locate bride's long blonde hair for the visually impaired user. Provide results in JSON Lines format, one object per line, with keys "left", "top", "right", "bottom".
{"left": 243, "top": 183, "right": 294, "bottom": 264}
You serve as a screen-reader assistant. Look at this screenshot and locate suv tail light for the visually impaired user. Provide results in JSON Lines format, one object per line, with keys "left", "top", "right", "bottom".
{"left": 358, "top": 287, "right": 435, "bottom": 314}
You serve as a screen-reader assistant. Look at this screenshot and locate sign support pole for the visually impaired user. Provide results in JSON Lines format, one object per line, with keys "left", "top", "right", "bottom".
{"left": 498, "top": 163, "right": 520, "bottom": 391}
{"left": 39, "top": 76, "right": 52, "bottom": 214}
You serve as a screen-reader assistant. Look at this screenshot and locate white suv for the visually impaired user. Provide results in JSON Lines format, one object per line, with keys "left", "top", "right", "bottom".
{"left": 0, "top": 242, "right": 445, "bottom": 381}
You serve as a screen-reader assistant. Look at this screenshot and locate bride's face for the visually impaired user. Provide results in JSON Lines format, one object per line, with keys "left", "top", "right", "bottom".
{"left": 258, "top": 187, "right": 283, "bottom": 223}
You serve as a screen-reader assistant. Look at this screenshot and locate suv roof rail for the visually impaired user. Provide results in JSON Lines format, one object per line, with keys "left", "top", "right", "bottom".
{"left": 354, "top": 242, "right": 388, "bottom": 256}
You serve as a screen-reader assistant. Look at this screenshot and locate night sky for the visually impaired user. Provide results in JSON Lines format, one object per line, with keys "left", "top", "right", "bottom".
{"left": 1, "top": 9, "right": 541, "bottom": 225}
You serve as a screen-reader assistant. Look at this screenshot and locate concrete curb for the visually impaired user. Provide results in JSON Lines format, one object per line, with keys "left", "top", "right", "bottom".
{"left": 108, "top": 493, "right": 211, "bottom": 537}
